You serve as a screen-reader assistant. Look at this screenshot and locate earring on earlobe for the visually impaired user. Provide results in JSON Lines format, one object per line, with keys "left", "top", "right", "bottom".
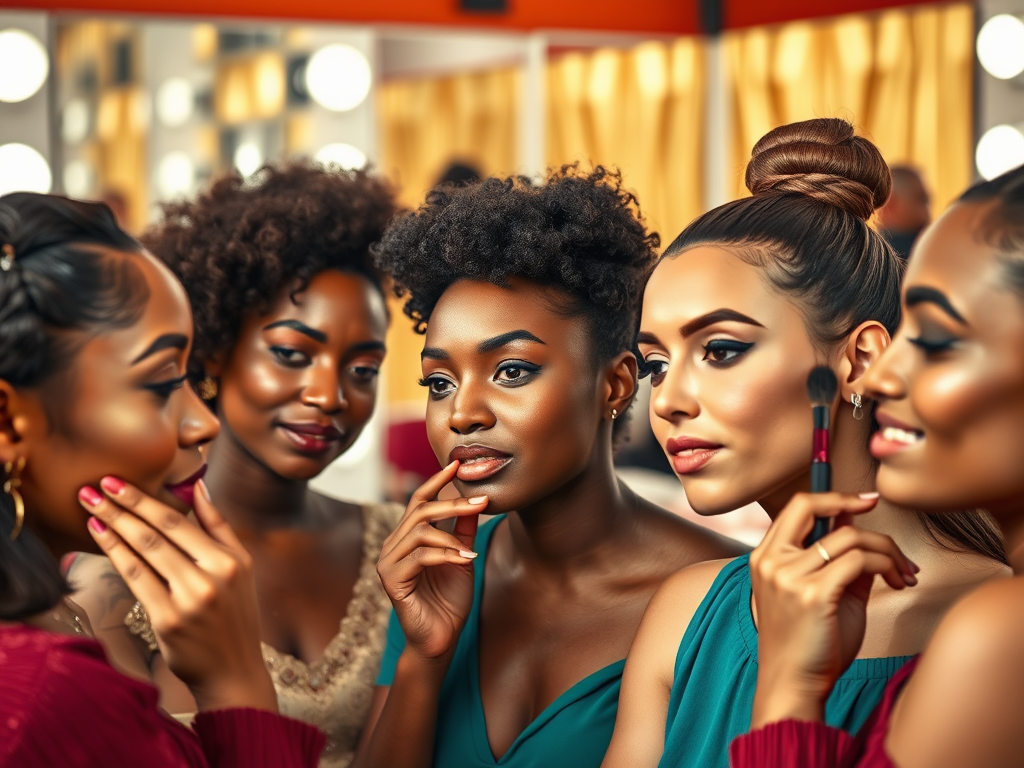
{"left": 851, "top": 393, "right": 865, "bottom": 421}
{"left": 610, "top": 408, "right": 619, "bottom": 421}
{"left": 197, "top": 376, "right": 218, "bottom": 401}
{"left": 4, "top": 456, "right": 26, "bottom": 541}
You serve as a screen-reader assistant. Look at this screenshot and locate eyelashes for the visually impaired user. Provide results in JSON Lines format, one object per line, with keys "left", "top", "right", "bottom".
{"left": 702, "top": 340, "right": 754, "bottom": 365}
{"left": 907, "top": 336, "right": 959, "bottom": 355}
{"left": 144, "top": 374, "right": 188, "bottom": 400}
{"left": 418, "top": 360, "right": 542, "bottom": 401}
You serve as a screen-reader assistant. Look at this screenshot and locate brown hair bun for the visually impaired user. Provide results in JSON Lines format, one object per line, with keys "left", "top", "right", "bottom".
{"left": 744, "top": 118, "right": 891, "bottom": 221}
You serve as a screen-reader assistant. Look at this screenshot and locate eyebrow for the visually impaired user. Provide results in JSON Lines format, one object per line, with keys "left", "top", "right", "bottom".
{"left": 131, "top": 333, "right": 188, "bottom": 365}
{"left": 905, "top": 286, "right": 968, "bottom": 324}
{"left": 679, "top": 309, "right": 765, "bottom": 338}
{"left": 421, "top": 329, "right": 546, "bottom": 360}
{"left": 263, "top": 320, "right": 327, "bottom": 344}
{"left": 349, "top": 340, "right": 387, "bottom": 354}
{"left": 636, "top": 331, "right": 661, "bottom": 346}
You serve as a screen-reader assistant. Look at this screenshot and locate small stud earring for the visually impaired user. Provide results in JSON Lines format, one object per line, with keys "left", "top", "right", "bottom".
{"left": 851, "top": 392, "right": 864, "bottom": 421}
{"left": 610, "top": 408, "right": 619, "bottom": 420}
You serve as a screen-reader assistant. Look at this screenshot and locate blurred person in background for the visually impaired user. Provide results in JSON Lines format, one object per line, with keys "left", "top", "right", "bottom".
{"left": 70, "top": 160, "right": 400, "bottom": 768}
{"left": 878, "top": 165, "right": 931, "bottom": 261}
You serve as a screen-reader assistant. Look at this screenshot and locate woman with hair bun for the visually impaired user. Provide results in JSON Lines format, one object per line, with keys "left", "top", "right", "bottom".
{"left": 70, "top": 161, "right": 400, "bottom": 767}
{"left": 732, "top": 162, "right": 1024, "bottom": 768}
{"left": 601, "top": 118, "right": 1008, "bottom": 768}
{"left": 0, "top": 192, "right": 323, "bottom": 766}
{"left": 354, "top": 166, "right": 748, "bottom": 768}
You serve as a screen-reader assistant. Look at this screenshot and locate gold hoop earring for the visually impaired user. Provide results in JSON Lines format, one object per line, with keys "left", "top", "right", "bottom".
{"left": 197, "top": 376, "right": 218, "bottom": 401}
{"left": 4, "top": 456, "right": 26, "bottom": 541}
{"left": 851, "top": 393, "right": 865, "bottom": 421}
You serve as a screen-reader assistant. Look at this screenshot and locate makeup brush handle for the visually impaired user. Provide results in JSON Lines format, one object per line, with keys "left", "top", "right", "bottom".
{"left": 810, "top": 462, "right": 830, "bottom": 494}
{"left": 806, "top": 516, "right": 832, "bottom": 545}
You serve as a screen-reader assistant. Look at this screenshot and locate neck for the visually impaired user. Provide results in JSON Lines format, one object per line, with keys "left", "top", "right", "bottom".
{"left": 986, "top": 505, "right": 1024, "bottom": 576}
{"left": 503, "top": 437, "right": 638, "bottom": 576}
{"left": 203, "top": 426, "right": 312, "bottom": 533}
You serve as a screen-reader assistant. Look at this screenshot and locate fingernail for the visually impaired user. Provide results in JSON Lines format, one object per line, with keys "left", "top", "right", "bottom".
{"left": 198, "top": 478, "right": 212, "bottom": 502}
{"left": 467, "top": 496, "right": 487, "bottom": 505}
{"left": 459, "top": 550, "right": 478, "bottom": 559}
{"left": 446, "top": 459, "right": 458, "bottom": 469}
{"left": 88, "top": 516, "right": 107, "bottom": 534}
{"left": 100, "top": 476, "right": 126, "bottom": 495}
{"left": 908, "top": 559, "right": 920, "bottom": 574}
{"left": 858, "top": 492, "right": 880, "bottom": 500}
{"left": 903, "top": 573, "right": 918, "bottom": 586}
{"left": 78, "top": 487, "right": 103, "bottom": 507}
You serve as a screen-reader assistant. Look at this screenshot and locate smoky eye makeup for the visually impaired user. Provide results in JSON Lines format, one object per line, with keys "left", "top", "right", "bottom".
{"left": 418, "top": 372, "right": 456, "bottom": 400}
{"left": 493, "top": 359, "right": 541, "bottom": 387}
{"left": 143, "top": 373, "right": 188, "bottom": 400}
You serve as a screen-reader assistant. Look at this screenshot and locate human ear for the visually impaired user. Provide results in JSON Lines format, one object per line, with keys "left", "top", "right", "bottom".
{"left": 0, "top": 380, "right": 36, "bottom": 467}
{"left": 602, "top": 352, "right": 639, "bottom": 420}
{"left": 836, "top": 321, "right": 891, "bottom": 403}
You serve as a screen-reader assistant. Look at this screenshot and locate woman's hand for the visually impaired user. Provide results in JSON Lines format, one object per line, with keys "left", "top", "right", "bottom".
{"left": 748, "top": 492, "right": 919, "bottom": 729}
{"left": 377, "top": 460, "right": 487, "bottom": 663}
{"left": 80, "top": 476, "right": 277, "bottom": 714}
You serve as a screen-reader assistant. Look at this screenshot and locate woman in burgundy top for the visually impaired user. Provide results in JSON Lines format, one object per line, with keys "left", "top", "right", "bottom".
{"left": 0, "top": 192, "right": 323, "bottom": 767}
{"left": 731, "top": 166, "right": 1024, "bottom": 767}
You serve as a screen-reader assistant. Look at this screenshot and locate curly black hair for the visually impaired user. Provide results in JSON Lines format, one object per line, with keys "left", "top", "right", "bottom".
{"left": 143, "top": 159, "right": 398, "bottom": 368}
{"left": 373, "top": 165, "right": 660, "bottom": 366}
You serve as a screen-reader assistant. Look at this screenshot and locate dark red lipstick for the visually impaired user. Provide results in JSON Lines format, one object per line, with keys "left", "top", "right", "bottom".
{"left": 278, "top": 422, "right": 344, "bottom": 455}
{"left": 164, "top": 463, "right": 208, "bottom": 509}
{"left": 449, "top": 444, "right": 513, "bottom": 482}
{"left": 665, "top": 437, "right": 722, "bottom": 475}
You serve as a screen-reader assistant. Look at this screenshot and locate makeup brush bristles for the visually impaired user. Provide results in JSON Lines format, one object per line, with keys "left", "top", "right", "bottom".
{"left": 806, "top": 366, "right": 838, "bottom": 407}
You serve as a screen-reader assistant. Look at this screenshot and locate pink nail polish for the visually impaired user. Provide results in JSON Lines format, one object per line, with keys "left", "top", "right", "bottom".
{"left": 88, "top": 517, "right": 107, "bottom": 534}
{"left": 100, "top": 476, "right": 126, "bottom": 495}
{"left": 78, "top": 487, "right": 103, "bottom": 507}
{"left": 858, "top": 492, "right": 880, "bottom": 500}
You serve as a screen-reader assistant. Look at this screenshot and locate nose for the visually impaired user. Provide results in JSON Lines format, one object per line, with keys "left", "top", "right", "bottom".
{"left": 650, "top": 359, "right": 700, "bottom": 426}
{"left": 301, "top": 361, "right": 347, "bottom": 415}
{"left": 862, "top": 334, "right": 909, "bottom": 404}
{"left": 448, "top": 377, "right": 495, "bottom": 436}
{"left": 181, "top": 384, "right": 220, "bottom": 448}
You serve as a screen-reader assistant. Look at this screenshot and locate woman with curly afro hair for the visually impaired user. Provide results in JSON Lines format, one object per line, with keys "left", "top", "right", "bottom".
{"left": 70, "top": 160, "right": 402, "bottom": 768}
{"left": 355, "top": 166, "right": 747, "bottom": 768}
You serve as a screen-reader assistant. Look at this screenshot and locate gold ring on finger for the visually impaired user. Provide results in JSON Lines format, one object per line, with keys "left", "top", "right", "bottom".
{"left": 815, "top": 541, "right": 831, "bottom": 564}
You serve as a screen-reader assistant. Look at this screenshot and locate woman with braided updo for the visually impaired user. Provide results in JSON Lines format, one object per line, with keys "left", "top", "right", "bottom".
{"left": 70, "top": 161, "right": 401, "bottom": 767}
{"left": 601, "top": 118, "right": 1009, "bottom": 768}
{"left": 0, "top": 192, "right": 323, "bottom": 766}
{"left": 353, "top": 166, "right": 748, "bottom": 768}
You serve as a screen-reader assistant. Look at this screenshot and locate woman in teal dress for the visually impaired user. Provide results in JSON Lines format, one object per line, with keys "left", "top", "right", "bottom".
{"left": 352, "top": 167, "right": 748, "bottom": 768}
{"left": 600, "top": 118, "right": 1009, "bottom": 768}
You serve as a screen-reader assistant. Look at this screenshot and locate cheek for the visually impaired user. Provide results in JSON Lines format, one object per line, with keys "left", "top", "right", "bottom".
{"left": 220, "top": 358, "right": 297, "bottom": 429}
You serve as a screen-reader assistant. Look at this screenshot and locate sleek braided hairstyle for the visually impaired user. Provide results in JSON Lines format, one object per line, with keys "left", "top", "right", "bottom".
{"left": 0, "top": 192, "right": 145, "bottom": 619}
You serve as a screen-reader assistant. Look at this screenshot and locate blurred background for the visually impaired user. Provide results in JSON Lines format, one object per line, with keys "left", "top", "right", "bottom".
{"left": 1, "top": 0, "right": 1022, "bottom": 544}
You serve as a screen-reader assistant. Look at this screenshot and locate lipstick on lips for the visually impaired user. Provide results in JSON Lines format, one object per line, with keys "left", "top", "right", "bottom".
{"left": 448, "top": 444, "right": 513, "bottom": 482}
{"left": 279, "top": 422, "right": 344, "bottom": 455}
{"left": 665, "top": 437, "right": 722, "bottom": 475}
{"left": 164, "top": 463, "right": 208, "bottom": 509}
{"left": 871, "top": 412, "right": 925, "bottom": 459}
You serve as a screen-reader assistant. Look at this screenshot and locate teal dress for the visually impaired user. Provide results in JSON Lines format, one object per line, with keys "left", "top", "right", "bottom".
{"left": 658, "top": 554, "right": 914, "bottom": 768}
{"left": 377, "top": 515, "right": 625, "bottom": 767}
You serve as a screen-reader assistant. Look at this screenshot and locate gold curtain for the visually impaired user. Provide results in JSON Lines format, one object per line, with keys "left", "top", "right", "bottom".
{"left": 546, "top": 38, "right": 705, "bottom": 245}
{"left": 377, "top": 67, "right": 520, "bottom": 210}
{"left": 726, "top": 4, "right": 974, "bottom": 213}
{"left": 377, "top": 67, "right": 520, "bottom": 404}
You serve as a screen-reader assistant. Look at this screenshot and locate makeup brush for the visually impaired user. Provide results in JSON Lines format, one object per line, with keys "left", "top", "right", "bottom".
{"left": 805, "top": 366, "right": 838, "bottom": 545}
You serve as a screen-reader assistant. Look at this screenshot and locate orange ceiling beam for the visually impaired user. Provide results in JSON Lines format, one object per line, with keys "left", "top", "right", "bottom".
{"left": 6, "top": 0, "right": 957, "bottom": 33}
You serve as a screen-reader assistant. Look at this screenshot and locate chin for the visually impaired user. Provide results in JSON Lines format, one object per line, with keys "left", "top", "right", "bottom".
{"left": 680, "top": 479, "right": 755, "bottom": 517}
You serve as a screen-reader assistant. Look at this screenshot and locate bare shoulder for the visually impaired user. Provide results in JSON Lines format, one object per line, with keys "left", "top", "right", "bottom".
{"left": 637, "top": 500, "right": 750, "bottom": 572}
{"left": 887, "top": 576, "right": 1024, "bottom": 768}
{"left": 638, "top": 556, "right": 738, "bottom": 652}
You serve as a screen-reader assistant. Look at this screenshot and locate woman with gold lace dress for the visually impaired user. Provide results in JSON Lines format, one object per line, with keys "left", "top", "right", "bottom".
{"left": 70, "top": 161, "right": 402, "bottom": 767}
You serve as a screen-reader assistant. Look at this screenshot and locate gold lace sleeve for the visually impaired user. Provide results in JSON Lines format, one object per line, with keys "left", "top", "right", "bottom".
{"left": 124, "top": 600, "right": 159, "bottom": 653}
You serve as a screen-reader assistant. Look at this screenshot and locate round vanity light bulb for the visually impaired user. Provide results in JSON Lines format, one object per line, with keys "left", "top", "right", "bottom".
{"left": 314, "top": 142, "right": 367, "bottom": 170}
{"left": 0, "top": 29, "right": 49, "bottom": 103}
{"left": 976, "top": 124, "right": 1024, "bottom": 180}
{"left": 0, "top": 143, "right": 52, "bottom": 194}
{"left": 305, "top": 44, "right": 372, "bottom": 112}
{"left": 977, "top": 15, "right": 1024, "bottom": 80}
